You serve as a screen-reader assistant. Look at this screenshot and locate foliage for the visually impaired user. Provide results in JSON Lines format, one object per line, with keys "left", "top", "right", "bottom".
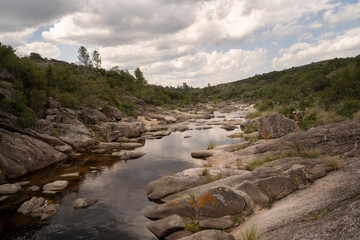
{"left": 92, "top": 50, "right": 102, "bottom": 69}
{"left": 78, "top": 46, "right": 92, "bottom": 66}
{"left": 185, "top": 222, "right": 201, "bottom": 233}
{"left": 243, "top": 122, "right": 258, "bottom": 134}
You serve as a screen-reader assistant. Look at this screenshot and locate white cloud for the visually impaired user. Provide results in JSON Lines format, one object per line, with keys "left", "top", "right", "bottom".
{"left": 323, "top": 1, "right": 360, "bottom": 25}
{"left": 272, "top": 26, "right": 360, "bottom": 70}
{"left": 141, "top": 48, "right": 268, "bottom": 87}
{"left": 16, "top": 42, "right": 61, "bottom": 59}
{"left": 0, "top": 27, "right": 35, "bottom": 46}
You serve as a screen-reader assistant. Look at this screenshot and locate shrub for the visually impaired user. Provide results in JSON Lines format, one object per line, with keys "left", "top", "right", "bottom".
{"left": 243, "top": 122, "right": 257, "bottom": 134}
{"left": 336, "top": 100, "right": 360, "bottom": 118}
{"left": 185, "top": 222, "right": 200, "bottom": 233}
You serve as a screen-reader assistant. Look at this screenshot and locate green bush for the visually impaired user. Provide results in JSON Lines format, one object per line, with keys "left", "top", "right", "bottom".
{"left": 336, "top": 100, "right": 360, "bottom": 118}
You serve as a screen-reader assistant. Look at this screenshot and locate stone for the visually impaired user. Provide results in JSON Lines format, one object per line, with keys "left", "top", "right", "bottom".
{"left": 164, "top": 116, "right": 177, "bottom": 123}
{"left": 18, "top": 197, "right": 45, "bottom": 215}
{"left": 15, "top": 181, "right": 30, "bottom": 186}
{"left": 47, "top": 97, "right": 61, "bottom": 108}
{"left": 0, "top": 128, "right": 67, "bottom": 180}
{"left": 120, "top": 142, "right": 143, "bottom": 149}
{"left": 28, "top": 185, "right": 40, "bottom": 191}
{"left": 60, "top": 172, "right": 80, "bottom": 178}
{"left": 172, "top": 125, "right": 189, "bottom": 132}
{"left": 102, "top": 105, "right": 123, "bottom": 121}
{"left": 145, "top": 186, "right": 254, "bottom": 219}
{"left": 0, "top": 195, "right": 8, "bottom": 202}
{"left": 111, "top": 151, "right": 145, "bottom": 160}
{"left": 221, "top": 124, "right": 238, "bottom": 131}
{"left": 43, "top": 180, "right": 68, "bottom": 191}
{"left": 191, "top": 150, "right": 214, "bottom": 159}
{"left": 165, "top": 231, "right": 192, "bottom": 240}
{"left": 43, "top": 190, "right": 57, "bottom": 195}
{"left": 146, "top": 214, "right": 186, "bottom": 238}
{"left": 257, "top": 113, "right": 295, "bottom": 139}
{"left": 106, "top": 131, "right": 122, "bottom": 142}
{"left": 256, "top": 176, "right": 296, "bottom": 200}
{"left": 41, "top": 203, "right": 59, "bottom": 220}
{"left": 199, "top": 217, "right": 234, "bottom": 229}
{"left": 236, "top": 180, "right": 269, "bottom": 205}
{"left": 178, "top": 230, "right": 235, "bottom": 240}
{"left": 72, "top": 198, "right": 98, "bottom": 209}
{"left": 95, "top": 121, "right": 145, "bottom": 139}
{"left": 79, "top": 107, "right": 107, "bottom": 125}
{"left": 0, "top": 183, "right": 21, "bottom": 194}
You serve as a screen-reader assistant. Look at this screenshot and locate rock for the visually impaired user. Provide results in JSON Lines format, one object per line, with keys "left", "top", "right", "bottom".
{"left": 60, "top": 172, "right": 80, "bottom": 179}
{"left": 0, "top": 128, "right": 67, "bottom": 181}
{"left": 43, "top": 180, "right": 68, "bottom": 191}
{"left": 191, "top": 150, "right": 214, "bottom": 159}
{"left": 0, "top": 195, "right": 8, "bottom": 202}
{"left": 172, "top": 125, "right": 189, "bottom": 132}
{"left": 59, "top": 132, "right": 95, "bottom": 150}
{"left": 243, "top": 131, "right": 259, "bottom": 139}
{"left": 164, "top": 116, "right": 177, "bottom": 123}
{"left": 95, "top": 121, "right": 145, "bottom": 139}
{"left": 240, "top": 117, "right": 259, "bottom": 130}
{"left": 72, "top": 198, "right": 98, "bottom": 209}
{"left": 102, "top": 105, "right": 123, "bottom": 121}
{"left": 147, "top": 168, "right": 246, "bottom": 200}
{"left": 15, "top": 181, "right": 30, "bottom": 186}
{"left": 221, "top": 124, "right": 238, "bottom": 131}
{"left": 178, "top": 230, "right": 235, "bottom": 240}
{"left": 236, "top": 180, "right": 269, "bottom": 205}
{"left": 106, "top": 130, "right": 122, "bottom": 142}
{"left": 79, "top": 107, "right": 107, "bottom": 125}
{"left": 184, "top": 136, "right": 192, "bottom": 138}
{"left": 257, "top": 113, "right": 295, "bottom": 139}
{"left": 111, "top": 151, "right": 145, "bottom": 160}
{"left": 165, "top": 231, "right": 192, "bottom": 240}
{"left": 17, "top": 197, "right": 59, "bottom": 220}
{"left": 147, "top": 214, "right": 186, "bottom": 238}
{"left": 0, "top": 183, "right": 21, "bottom": 194}
{"left": 43, "top": 190, "right": 57, "bottom": 195}
{"left": 28, "top": 185, "right": 40, "bottom": 191}
{"left": 195, "top": 126, "right": 212, "bottom": 130}
{"left": 256, "top": 176, "right": 296, "bottom": 200}
{"left": 145, "top": 186, "right": 254, "bottom": 219}
{"left": 98, "top": 142, "right": 121, "bottom": 148}
{"left": 47, "top": 97, "right": 61, "bottom": 108}
{"left": 199, "top": 217, "right": 234, "bottom": 229}
{"left": 285, "top": 164, "right": 312, "bottom": 189}
{"left": 120, "top": 142, "right": 143, "bottom": 149}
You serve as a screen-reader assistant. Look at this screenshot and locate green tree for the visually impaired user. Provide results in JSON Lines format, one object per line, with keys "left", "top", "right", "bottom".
{"left": 92, "top": 50, "right": 102, "bottom": 69}
{"left": 77, "top": 46, "right": 92, "bottom": 66}
{"left": 134, "top": 67, "right": 147, "bottom": 84}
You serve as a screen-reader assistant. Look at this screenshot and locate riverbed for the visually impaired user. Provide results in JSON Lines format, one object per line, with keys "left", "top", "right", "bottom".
{"left": 0, "top": 111, "right": 247, "bottom": 240}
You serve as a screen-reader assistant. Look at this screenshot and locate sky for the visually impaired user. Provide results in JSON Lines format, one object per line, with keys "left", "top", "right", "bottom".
{"left": 0, "top": 0, "right": 359, "bottom": 87}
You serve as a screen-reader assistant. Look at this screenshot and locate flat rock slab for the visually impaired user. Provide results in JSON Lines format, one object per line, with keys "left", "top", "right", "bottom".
{"left": 43, "top": 180, "right": 68, "bottom": 191}
{"left": 199, "top": 218, "right": 234, "bottom": 229}
{"left": 0, "top": 183, "right": 21, "bottom": 194}
{"left": 111, "top": 151, "right": 145, "bottom": 160}
{"left": 72, "top": 198, "right": 98, "bottom": 209}
{"left": 28, "top": 185, "right": 40, "bottom": 192}
{"left": 120, "top": 142, "right": 143, "bottom": 149}
{"left": 178, "top": 230, "right": 235, "bottom": 240}
{"left": 60, "top": 172, "right": 80, "bottom": 178}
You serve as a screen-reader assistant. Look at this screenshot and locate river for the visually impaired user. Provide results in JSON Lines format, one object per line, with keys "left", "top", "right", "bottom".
{"left": 0, "top": 111, "right": 247, "bottom": 240}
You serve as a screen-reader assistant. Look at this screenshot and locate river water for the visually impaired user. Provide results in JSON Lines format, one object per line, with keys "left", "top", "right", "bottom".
{"left": 0, "top": 111, "right": 246, "bottom": 240}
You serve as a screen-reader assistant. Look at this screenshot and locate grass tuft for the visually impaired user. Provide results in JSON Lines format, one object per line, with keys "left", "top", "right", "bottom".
{"left": 207, "top": 140, "right": 216, "bottom": 149}
{"left": 241, "top": 226, "right": 260, "bottom": 240}
{"left": 185, "top": 222, "right": 201, "bottom": 233}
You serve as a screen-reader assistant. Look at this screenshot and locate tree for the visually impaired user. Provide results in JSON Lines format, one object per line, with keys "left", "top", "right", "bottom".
{"left": 134, "top": 67, "right": 147, "bottom": 84}
{"left": 77, "top": 46, "right": 92, "bottom": 67}
{"left": 92, "top": 50, "right": 102, "bottom": 69}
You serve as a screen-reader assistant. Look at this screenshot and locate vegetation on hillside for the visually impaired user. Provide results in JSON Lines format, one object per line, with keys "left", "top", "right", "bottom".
{"left": 200, "top": 55, "right": 360, "bottom": 128}
{"left": 0, "top": 43, "right": 200, "bottom": 127}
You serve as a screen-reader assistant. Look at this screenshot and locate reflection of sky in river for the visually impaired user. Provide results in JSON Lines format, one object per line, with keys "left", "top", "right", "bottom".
{"left": 11, "top": 111, "right": 246, "bottom": 240}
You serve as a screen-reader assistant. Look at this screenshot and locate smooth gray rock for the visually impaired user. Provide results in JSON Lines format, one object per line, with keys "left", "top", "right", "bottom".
{"left": 257, "top": 112, "right": 295, "bottom": 139}
{"left": 256, "top": 176, "right": 296, "bottom": 200}
{"left": 102, "top": 105, "right": 123, "bottom": 121}
{"left": 172, "top": 125, "right": 189, "bottom": 132}
{"left": 179, "top": 230, "right": 235, "bottom": 240}
{"left": 79, "top": 107, "right": 107, "bottom": 125}
{"left": 43, "top": 180, "right": 68, "bottom": 191}
{"left": 0, "top": 183, "right": 21, "bottom": 194}
{"left": 0, "top": 195, "right": 8, "bottom": 202}
{"left": 28, "top": 185, "right": 40, "bottom": 191}
{"left": 72, "top": 198, "right": 98, "bottom": 209}
{"left": 17, "top": 197, "right": 59, "bottom": 220}
{"left": 199, "top": 217, "right": 234, "bottom": 229}
{"left": 147, "top": 214, "right": 186, "bottom": 238}
{"left": 221, "top": 124, "right": 238, "bottom": 131}
{"left": 236, "top": 180, "right": 269, "bottom": 205}
{"left": 60, "top": 172, "right": 80, "bottom": 179}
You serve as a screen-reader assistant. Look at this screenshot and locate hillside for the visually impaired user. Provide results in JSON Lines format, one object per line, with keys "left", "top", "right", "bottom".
{"left": 199, "top": 55, "right": 360, "bottom": 128}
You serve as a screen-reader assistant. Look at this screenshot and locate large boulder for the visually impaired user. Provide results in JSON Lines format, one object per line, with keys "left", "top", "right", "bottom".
{"left": 257, "top": 113, "right": 295, "bottom": 139}
{"left": 0, "top": 128, "right": 67, "bottom": 181}
{"left": 147, "top": 214, "right": 186, "bottom": 238}
{"left": 256, "top": 176, "right": 296, "bottom": 200}
{"left": 178, "top": 230, "right": 235, "bottom": 240}
{"left": 147, "top": 168, "right": 246, "bottom": 200}
{"left": 95, "top": 121, "right": 145, "bottom": 139}
{"left": 78, "top": 107, "right": 107, "bottom": 125}
{"left": 145, "top": 186, "right": 254, "bottom": 219}
{"left": 101, "top": 105, "right": 123, "bottom": 121}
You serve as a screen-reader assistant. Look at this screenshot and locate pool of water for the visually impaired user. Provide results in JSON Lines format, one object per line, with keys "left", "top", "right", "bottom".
{"left": 0, "top": 111, "right": 246, "bottom": 240}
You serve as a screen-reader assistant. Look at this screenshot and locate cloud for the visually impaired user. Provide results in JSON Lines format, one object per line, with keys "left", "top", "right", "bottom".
{"left": 142, "top": 48, "right": 268, "bottom": 87}
{"left": 16, "top": 42, "right": 61, "bottom": 59}
{"left": 0, "top": 0, "right": 84, "bottom": 33}
{"left": 323, "top": 1, "right": 360, "bottom": 25}
{"left": 0, "top": 27, "right": 35, "bottom": 46}
{"left": 272, "top": 26, "right": 360, "bottom": 70}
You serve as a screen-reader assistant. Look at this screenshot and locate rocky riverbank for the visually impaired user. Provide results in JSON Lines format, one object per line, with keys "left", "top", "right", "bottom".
{"left": 144, "top": 113, "right": 360, "bottom": 240}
